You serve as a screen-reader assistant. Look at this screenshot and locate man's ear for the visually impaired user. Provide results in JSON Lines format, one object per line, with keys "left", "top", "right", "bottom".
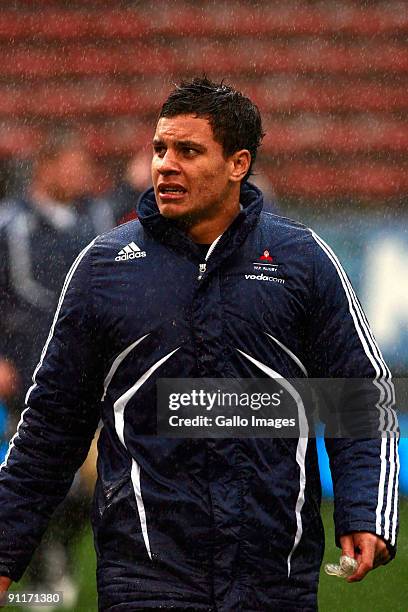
{"left": 229, "top": 149, "right": 251, "bottom": 183}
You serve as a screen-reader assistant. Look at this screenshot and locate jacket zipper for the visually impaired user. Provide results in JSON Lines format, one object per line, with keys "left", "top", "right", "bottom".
{"left": 197, "top": 234, "right": 222, "bottom": 280}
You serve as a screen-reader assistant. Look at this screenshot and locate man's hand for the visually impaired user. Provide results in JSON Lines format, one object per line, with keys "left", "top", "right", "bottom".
{"left": 0, "top": 359, "right": 19, "bottom": 401}
{"left": 0, "top": 576, "right": 12, "bottom": 608}
{"left": 339, "top": 532, "right": 390, "bottom": 582}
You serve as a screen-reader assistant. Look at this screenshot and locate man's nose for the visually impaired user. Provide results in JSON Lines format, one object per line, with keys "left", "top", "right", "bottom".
{"left": 157, "top": 150, "right": 180, "bottom": 174}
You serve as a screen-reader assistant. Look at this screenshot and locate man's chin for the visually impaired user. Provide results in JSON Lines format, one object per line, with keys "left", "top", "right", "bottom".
{"left": 158, "top": 203, "right": 188, "bottom": 219}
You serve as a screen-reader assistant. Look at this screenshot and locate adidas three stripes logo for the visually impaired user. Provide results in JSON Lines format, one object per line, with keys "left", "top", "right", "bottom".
{"left": 115, "top": 242, "right": 147, "bottom": 261}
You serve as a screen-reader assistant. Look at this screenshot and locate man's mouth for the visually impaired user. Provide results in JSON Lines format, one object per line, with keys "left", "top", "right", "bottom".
{"left": 158, "top": 185, "right": 187, "bottom": 200}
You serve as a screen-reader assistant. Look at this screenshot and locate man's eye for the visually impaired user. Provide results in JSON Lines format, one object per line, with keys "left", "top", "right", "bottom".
{"left": 183, "top": 148, "right": 198, "bottom": 156}
{"left": 153, "top": 146, "right": 166, "bottom": 156}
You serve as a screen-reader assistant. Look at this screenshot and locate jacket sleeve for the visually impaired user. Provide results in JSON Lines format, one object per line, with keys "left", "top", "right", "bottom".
{"left": 0, "top": 238, "right": 102, "bottom": 581}
{"left": 306, "top": 230, "right": 399, "bottom": 556}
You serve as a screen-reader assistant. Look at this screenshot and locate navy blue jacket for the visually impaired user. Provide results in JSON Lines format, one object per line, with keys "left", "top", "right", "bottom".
{"left": 0, "top": 183, "right": 398, "bottom": 611}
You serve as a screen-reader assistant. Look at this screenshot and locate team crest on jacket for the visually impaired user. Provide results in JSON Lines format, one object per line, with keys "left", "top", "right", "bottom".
{"left": 245, "top": 249, "right": 285, "bottom": 283}
{"left": 115, "top": 241, "right": 147, "bottom": 261}
{"left": 259, "top": 249, "right": 273, "bottom": 262}
{"left": 253, "top": 250, "right": 278, "bottom": 273}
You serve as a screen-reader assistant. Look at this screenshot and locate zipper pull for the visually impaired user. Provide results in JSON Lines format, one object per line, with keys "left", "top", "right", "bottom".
{"left": 198, "top": 263, "right": 206, "bottom": 280}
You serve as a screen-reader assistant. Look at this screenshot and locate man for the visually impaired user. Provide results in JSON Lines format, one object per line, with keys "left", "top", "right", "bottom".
{"left": 0, "top": 134, "right": 115, "bottom": 605}
{"left": 0, "top": 78, "right": 398, "bottom": 611}
{"left": 0, "top": 135, "right": 115, "bottom": 404}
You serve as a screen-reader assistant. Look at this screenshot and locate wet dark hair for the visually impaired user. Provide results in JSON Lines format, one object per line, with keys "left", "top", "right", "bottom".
{"left": 159, "top": 77, "right": 265, "bottom": 182}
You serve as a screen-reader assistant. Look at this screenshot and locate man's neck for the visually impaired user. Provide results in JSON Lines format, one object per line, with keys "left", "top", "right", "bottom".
{"left": 185, "top": 202, "right": 242, "bottom": 244}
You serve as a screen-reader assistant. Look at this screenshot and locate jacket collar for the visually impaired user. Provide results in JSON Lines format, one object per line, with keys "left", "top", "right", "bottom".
{"left": 137, "top": 182, "right": 264, "bottom": 267}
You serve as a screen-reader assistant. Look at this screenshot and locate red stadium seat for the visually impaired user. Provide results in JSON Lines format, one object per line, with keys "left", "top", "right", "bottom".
{"left": 83, "top": 123, "right": 153, "bottom": 155}
{"left": 0, "top": 87, "right": 23, "bottom": 114}
{"left": 0, "top": 4, "right": 407, "bottom": 40}
{"left": 0, "top": 0, "right": 406, "bottom": 202}
{"left": 0, "top": 11, "right": 93, "bottom": 40}
{"left": 262, "top": 117, "right": 408, "bottom": 154}
{"left": 0, "top": 82, "right": 168, "bottom": 117}
{"left": 0, "top": 79, "right": 406, "bottom": 118}
{"left": 0, "top": 123, "right": 41, "bottom": 157}
{"left": 0, "top": 46, "right": 177, "bottom": 78}
{"left": 1, "top": 41, "right": 406, "bottom": 77}
{"left": 265, "top": 162, "right": 408, "bottom": 199}
{"left": 245, "top": 79, "right": 408, "bottom": 113}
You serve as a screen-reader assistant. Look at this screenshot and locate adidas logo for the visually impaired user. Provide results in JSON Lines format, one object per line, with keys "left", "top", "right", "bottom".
{"left": 115, "top": 241, "right": 147, "bottom": 261}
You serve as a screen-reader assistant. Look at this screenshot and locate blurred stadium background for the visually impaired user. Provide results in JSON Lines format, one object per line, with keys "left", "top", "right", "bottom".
{"left": 0, "top": 0, "right": 407, "bottom": 610}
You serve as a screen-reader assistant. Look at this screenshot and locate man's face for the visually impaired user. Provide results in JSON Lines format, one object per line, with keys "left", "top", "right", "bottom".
{"left": 42, "top": 148, "right": 95, "bottom": 203}
{"left": 152, "top": 114, "right": 235, "bottom": 228}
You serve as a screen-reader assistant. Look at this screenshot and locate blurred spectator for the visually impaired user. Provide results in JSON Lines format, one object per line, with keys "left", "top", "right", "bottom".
{"left": 0, "top": 134, "right": 115, "bottom": 409}
{"left": 102, "top": 149, "right": 152, "bottom": 225}
{"left": 0, "top": 133, "right": 113, "bottom": 606}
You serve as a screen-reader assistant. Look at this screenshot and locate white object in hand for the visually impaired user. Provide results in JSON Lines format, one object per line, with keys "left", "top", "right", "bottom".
{"left": 324, "top": 555, "right": 358, "bottom": 578}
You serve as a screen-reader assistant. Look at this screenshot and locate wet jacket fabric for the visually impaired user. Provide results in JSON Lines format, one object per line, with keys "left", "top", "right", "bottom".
{"left": 0, "top": 183, "right": 398, "bottom": 611}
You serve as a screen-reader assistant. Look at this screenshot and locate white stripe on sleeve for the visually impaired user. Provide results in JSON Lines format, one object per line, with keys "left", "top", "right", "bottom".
{"left": 311, "top": 230, "right": 398, "bottom": 542}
